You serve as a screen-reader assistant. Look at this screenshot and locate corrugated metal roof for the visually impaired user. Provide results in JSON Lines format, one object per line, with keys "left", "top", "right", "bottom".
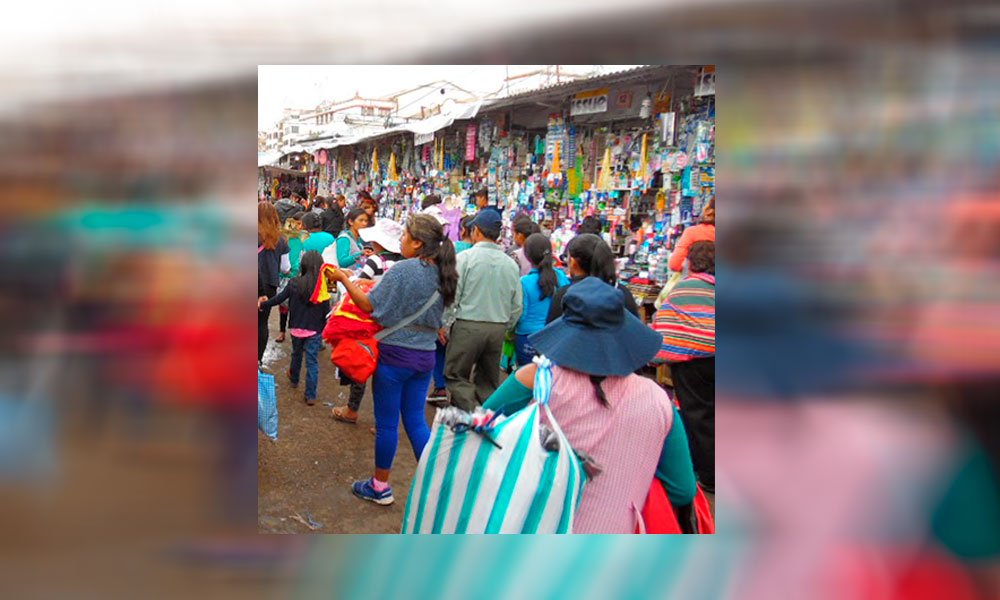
{"left": 275, "top": 65, "right": 701, "bottom": 159}
{"left": 480, "top": 65, "right": 699, "bottom": 112}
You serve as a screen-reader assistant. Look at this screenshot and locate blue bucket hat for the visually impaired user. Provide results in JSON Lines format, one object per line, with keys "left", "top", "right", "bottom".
{"left": 528, "top": 277, "right": 662, "bottom": 376}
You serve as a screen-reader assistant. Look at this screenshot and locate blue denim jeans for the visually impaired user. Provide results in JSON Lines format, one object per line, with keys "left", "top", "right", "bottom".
{"left": 514, "top": 333, "right": 538, "bottom": 368}
{"left": 290, "top": 333, "right": 322, "bottom": 400}
{"left": 432, "top": 340, "right": 447, "bottom": 390}
{"left": 372, "top": 360, "right": 432, "bottom": 471}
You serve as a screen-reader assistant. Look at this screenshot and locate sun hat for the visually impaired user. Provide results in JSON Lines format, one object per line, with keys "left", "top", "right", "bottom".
{"left": 359, "top": 219, "right": 404, "bottom": 254}
{"left": 528, "top": 277, "right": 662, "bottom": 376}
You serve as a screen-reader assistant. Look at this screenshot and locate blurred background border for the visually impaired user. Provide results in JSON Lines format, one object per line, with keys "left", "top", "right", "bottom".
{"left": 1, "top": 1, "right": 999, "bottom": 598}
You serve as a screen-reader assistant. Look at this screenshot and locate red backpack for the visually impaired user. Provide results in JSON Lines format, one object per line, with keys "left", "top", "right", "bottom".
{"left": 330, "top": 291, "right": 441, "bottom": 384}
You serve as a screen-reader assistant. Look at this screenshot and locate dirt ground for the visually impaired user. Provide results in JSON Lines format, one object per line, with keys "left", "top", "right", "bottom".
{"left": 258, "top": 309, "right": 437, "bottom": 534}
{"left": 257, "top": 310, "right": 712, "bottom": 534}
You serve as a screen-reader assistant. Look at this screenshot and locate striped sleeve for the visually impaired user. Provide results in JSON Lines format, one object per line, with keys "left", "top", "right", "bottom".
{"left": 359, "top": 257, "right": 380, "bottom": 280}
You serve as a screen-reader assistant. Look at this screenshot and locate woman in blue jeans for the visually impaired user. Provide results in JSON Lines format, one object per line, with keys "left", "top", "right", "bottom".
{"left": 328, "top": 214, "right": 458, "bottom": 505}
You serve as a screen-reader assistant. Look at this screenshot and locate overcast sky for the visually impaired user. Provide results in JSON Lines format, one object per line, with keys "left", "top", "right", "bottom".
{"left": 258, "top": 65, "right": 639, "bottom": 130}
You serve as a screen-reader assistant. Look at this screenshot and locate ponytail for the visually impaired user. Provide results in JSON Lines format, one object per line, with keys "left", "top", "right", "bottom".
{"left": 407, "top": 213, "right": 459, "bottom": 307}
{"left": 435, "top": 237, "right": 458, "bottom": 306}
{"left": 524, "top": 233, "right": 558, "bottom": 298}
{"left": 590, "top": 375, "right": 609, "bottom": 408}
{"left": 589, "top": 239, "right": 617, "bottom": 284}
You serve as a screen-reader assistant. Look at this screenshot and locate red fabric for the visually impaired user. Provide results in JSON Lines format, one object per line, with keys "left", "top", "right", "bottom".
{"left": 636, "top": 481, "right": 714, "bottom": 534}
{"left": 693, "top": 486, "right": 715, "bottom": 534}
{"left": 331, "top": 337, "right": 379, "bottom": 384}
{"left": 636, "top": 479, "right": 682, "bottom": 534}
{"left": 321, "top": 278, "right": 381, "bottom": 345}
{"left": 323, "top": 317, "right": 381, "bottom": 344}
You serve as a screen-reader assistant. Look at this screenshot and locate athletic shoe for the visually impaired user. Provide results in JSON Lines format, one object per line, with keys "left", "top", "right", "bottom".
{"left": 352, "top": 478, "right": 394, "bottom": 506}
{"left": 427, "top": 387, "right": 447, "bottom": 400}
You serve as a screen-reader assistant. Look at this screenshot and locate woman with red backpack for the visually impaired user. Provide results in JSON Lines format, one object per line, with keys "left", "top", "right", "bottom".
{"left": 327, "top": 214, "right": 458, "bottom": 506}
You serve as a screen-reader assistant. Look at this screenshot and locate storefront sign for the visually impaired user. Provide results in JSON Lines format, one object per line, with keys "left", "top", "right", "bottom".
{"left": 465, "top": 124, "right": 477, "bottom": 161}
{"left": 570, "top": 88, "right": 609, "bottom": 116}
{"left": 414, "top": 131, "right": 434, "bottom": 146}
{"left": 615, "top": 90, "right": 633, "bottom": 109}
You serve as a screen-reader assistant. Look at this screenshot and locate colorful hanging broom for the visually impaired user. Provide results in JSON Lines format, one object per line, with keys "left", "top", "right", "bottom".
{"left": 388, "top": 151, "right": 399, "bottom": 181}
{"left": 597, "top": 147, "right": 612, "bottom": 190}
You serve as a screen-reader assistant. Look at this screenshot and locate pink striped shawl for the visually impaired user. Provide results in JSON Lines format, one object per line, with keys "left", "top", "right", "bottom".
{"left": 542, "top": 366, "right": 673, "bottom": 533}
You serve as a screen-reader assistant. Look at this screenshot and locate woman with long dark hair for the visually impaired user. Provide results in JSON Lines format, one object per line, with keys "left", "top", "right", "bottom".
{"left": 514, "top": 233, "right": 570, "bottom": 366}
{"left": 546, "top": 233, "right": 640, "bottom": 324}
{"left": 258, "top": 251, "right": 330, "bottom": 405}
{"left": 327, "top": 207, "right": 372, "bottom": 269}
{"left": 257, "top": 201, "right": 290, "bottom": 367}
{"left": 327, "top": 214, "right": 458, "bottom": 505}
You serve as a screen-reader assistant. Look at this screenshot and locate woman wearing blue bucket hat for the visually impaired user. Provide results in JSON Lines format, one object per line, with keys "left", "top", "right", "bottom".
{"left": 482, "top": 277, "right": 698, "bottom": 533}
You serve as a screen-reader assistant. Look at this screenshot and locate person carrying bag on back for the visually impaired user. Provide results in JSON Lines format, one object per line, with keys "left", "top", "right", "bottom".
{"left": 326, "top": 214, "right": 458, "bottom": 506}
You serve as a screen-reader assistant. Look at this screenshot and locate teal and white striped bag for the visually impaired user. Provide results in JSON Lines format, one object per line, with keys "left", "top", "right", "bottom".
{"left": 402, "top": 357, "right": 586, "bottom": 534}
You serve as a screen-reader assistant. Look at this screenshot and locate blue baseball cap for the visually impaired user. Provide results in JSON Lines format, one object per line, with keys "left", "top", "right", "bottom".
{"left": 469, "top": 209, "right": 502, "bottom": 234}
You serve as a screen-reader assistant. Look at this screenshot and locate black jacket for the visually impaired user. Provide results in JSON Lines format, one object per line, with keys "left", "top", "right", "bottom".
{"left": 275, "top": 198, "right": 302, "bottom": 223}
{"left": 261, "top": 280, "right": 330, "bottom": 333}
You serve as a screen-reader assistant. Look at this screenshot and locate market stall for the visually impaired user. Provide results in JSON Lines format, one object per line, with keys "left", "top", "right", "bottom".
{"left": 279, "top": 65, "right": 716, "bottom": 309}
{"left": 258, "top": 162, "right": 311, "bottom": 201}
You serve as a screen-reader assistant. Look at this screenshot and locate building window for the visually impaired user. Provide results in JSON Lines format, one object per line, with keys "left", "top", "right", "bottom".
{"left": 379, "top": 108, "right": 391, "bottom": 117}
{"left": 362, "top": 106, "right": 374, "bottom": 116}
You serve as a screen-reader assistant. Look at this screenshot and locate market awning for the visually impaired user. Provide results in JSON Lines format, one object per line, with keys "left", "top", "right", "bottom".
{"left": 277, "top": 101, "right": 484, "bottom": 159}
{"left": 259, "top": 164, "right": 309, "bottom": 176}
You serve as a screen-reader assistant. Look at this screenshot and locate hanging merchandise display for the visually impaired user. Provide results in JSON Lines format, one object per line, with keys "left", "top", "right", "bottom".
{"left": 465, "top": 123, "right": 477, "bottom": 161}
{"left": 388, "top": 151, "right": 399, "bottom": 182}
{"left": 287, "top": 69, "right": 715, "bottom": 326}
{"left": 637, "top": 133, "right": 649, "bottom": 189}
{"left": 597, "top": 147, "right": 612, "bottom": 191}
